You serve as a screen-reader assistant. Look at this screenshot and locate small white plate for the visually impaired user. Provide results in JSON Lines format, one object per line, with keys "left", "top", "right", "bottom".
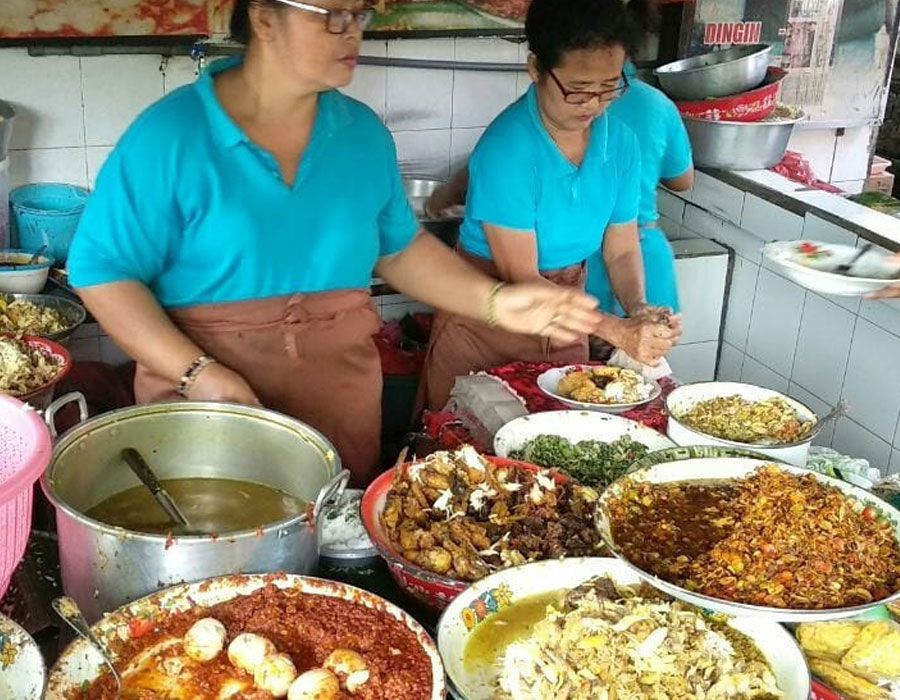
{"left": 494, "top": 410, "right": 674, "bottom": 458}
{"left": 764, "top": 240, "right": 900, "bottom": 297}
{"left": 536, "top": 365, "right": 661, "bottom": 414}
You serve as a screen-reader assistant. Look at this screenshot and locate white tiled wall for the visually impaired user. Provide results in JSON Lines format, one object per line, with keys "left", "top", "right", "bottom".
{"left": 665, "top": 174, "right": 900, "bottom": 475}
{"left": 1, "top": 38, "right": 526, "bottom": 188}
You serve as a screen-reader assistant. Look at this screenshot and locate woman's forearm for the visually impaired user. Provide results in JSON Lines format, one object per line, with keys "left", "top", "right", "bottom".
{"left": 76, "top": 282, "right": 205, "bottom": 383}
{"left": 603, "top": 224, "right": 646, "bottom": 315}
{"left": 376, "top": 233, "right": 495, "bottom": 320}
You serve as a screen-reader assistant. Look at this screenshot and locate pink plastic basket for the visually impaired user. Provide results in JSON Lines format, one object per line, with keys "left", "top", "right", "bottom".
{"left": 0, "top": 395, "right": 52, "bottom": 600}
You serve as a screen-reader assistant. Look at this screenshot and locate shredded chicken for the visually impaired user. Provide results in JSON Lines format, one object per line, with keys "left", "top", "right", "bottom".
{"left": 0, "top": 336, "right": 63, "bottom": 395}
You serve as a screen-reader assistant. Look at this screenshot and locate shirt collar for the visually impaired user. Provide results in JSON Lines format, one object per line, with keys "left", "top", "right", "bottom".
{"left": 624, "top": 60, "right": 638, "bottom": 78}
{"left": 525, "top": 83, "right": 610, "bottom": 175}
{"left": 195, "top": 55, "right": 353, "bottom": 150}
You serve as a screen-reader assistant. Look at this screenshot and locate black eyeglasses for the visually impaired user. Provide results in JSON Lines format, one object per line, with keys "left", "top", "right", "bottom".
{"left": 547, "top": 69, "right": 629, "bottom": 104}
{"left": 272, "top": 0, "right": 375, "bottom": 34}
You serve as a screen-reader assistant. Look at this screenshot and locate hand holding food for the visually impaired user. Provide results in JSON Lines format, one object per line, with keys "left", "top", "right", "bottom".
{"left": 491, "top": 283, "right": 600, "bottom": 344}
{"left": 607, "top": 313, "right": 680, "bottom": 366}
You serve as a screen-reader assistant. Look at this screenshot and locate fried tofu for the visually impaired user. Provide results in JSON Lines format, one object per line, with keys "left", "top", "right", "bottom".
{"left": 797, "top": 622, "right": 862, "bottom": 661}
{"left": 842, "top": 621, "right": 900, "bottom": 681}
{"left": 808, "top": 658, "right": 891, "bottom": 700}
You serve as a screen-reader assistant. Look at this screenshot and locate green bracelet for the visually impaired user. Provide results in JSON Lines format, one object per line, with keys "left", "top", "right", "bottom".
{"left": 486, "top": 281, "right": 506, "bottom": 328}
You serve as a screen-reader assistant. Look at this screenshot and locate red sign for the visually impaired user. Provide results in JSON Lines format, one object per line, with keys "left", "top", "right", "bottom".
{"left": 703, "top": 22, "right": 763, "bottom": 45}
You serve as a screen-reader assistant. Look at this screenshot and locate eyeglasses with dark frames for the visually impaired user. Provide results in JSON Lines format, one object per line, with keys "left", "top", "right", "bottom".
{"left": 271, "top": 0, "right": 375, "bottom": 34}
{"left": 547, "top": 69, "right": 629, "bottom": 104}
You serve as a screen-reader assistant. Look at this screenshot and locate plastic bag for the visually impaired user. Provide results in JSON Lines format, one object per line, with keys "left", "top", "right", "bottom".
{"left": 805, "top": 447, "right": 882, "bottom": 489}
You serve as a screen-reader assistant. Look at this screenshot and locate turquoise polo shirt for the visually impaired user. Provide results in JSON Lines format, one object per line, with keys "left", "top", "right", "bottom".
{"left": 607, "top": 62, "right": 692, "bottom": 226}
{"left": 458, "top": 84, "right": 641, "bottom": 272}
{"left": 68, "top": 57, "right": 418, "bottom": 309}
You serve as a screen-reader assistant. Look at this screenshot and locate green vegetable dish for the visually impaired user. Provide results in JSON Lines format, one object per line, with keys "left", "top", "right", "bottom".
{"left": 511, "top": 435, "right": 649, "bottom": 489}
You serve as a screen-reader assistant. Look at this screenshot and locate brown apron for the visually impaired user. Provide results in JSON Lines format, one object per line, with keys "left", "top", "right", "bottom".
{"left": 419, "top": 251, "right": 589, "bottom": 412}
{"left": 135, "top": 290, "right": 383, "bottom": 486}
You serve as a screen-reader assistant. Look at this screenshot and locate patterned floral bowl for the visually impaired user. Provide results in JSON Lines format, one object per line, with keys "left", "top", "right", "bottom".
{"left": 436, "top": 557, "right": 811, "bottom": 700}
{"left": 0, "top": 613, "right": 46, "bottom": 700}
{"left": 360, "top": 456, "right": 562, "bottom": 612}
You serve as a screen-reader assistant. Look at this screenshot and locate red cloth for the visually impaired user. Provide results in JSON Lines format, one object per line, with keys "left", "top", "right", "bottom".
{"left": 483, "top": 361, "right": 674, "bottom": 434}
{"left": 374, "top": 314, "right": 431, "bottom": 376}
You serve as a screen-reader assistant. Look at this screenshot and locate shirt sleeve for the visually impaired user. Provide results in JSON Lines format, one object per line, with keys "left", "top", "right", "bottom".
{"left": 660, "top": 102, "right": 693, "bottom": 180}
{"left": 466, "top": 126, "right": 537, "bottom": 232}
{"left": 377, "top": 135, "right": 420, "bottom": 257}
{"left": 609, "top": 127, "right": 641, "bottom": 226}
{"left": 67, "top": 132, "right": 181, "bottom": 290}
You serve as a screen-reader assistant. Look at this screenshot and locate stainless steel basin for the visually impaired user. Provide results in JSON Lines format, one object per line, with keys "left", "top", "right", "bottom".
{"left": 684, "top": 110, "right": 806, "bottom": 170}
{"left": 655, "top": 45, "right": 772, "bottom": 101}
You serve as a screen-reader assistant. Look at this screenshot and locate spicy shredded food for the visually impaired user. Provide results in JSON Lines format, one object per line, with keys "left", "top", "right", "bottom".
{"left": 69, "top": 584, "right": 434, "bottom": 700}
{"left": 607, "top": 466, "right": 900, "bottom": 610}
{"left": 674, "top": 395, "right": 814, "bottom": 445}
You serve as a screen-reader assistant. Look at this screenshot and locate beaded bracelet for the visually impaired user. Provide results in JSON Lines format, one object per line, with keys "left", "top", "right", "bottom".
{"left": 486, "top": 281, "right": 507, "bottom": 328}
{"left": 177, "top": 355, "right": 218, "bottom": 398}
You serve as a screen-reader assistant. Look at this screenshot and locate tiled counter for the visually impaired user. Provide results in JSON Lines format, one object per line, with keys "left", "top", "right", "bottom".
{"left": 661, "top": 169, "right": 900, "bottom": 476}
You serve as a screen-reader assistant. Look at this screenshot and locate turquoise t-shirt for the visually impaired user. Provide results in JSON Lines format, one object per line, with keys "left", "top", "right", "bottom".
{"left": 458, "top": 84, "right": 641, "bottom": 272}
{"left": 68, "top": 57, "right": 418, "bottom": 309}
{"left": 606, "top": 62, "right": 693, "bottom": 226}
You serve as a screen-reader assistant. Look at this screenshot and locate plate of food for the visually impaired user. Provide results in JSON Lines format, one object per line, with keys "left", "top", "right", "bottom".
{"left": 360, "top": 447, "right": 606, "bottom": 611}
{"left": 764, "top": 241, "right": 900, "bottom": 297}
{"left": 0, "top": 294, "right": 86, "bottom": 343}
{"left": 537, "top": 365, "right": 661, "bottom": 414}
{"left": 46, "top": 573, "right": 445, "bottom": 700}
{"left": 597, "top": 455, "right": 900, "bottom": 622}
{"left": 437, "top": 557, "right": 811, "bottom": 700}
{"left": 0, "top": 334, "right": 71, "bottom": 409}
{"left": 666, "top": 381, "right": 818, "bottom": 466}
{"left": 458, "top": 0, "right": 529, "bottom": 26}
{"left": 0, "top": 613, "right": 46, "bottom": 700}
{"left": 493, "top": 410, "right": 674, "bottom": 489}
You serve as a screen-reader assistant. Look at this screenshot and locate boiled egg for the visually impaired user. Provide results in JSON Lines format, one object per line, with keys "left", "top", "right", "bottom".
{"left": 287, "top": 668, "right": 340, "bottom": 700}
{"left": 324, "top": 649, "right": 370, "bottom": 693}
{"left": 183, "top": 617, "right": 227, "bottom": 662}
{"left": 254, "top": 653, "right": 298, "bottom": 698}
{"left": 227, "top": 632, "right": 276, "bottom": 674}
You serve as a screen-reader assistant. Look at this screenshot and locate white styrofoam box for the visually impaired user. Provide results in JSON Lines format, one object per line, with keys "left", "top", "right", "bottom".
{"left": 740, "top": 194, "right": 803, "bottom": 241}
{"left": 741, "top": 355, "right": 789, "bottom": 394}
{"left": 452, "top": 70, "right": 518, "bottom": 129}
{"left": 891, "top": 449, "right": 900, "bottom": 476}
{"left": 674, "top": 252, "right": 728, "bottom": 344}
{"left": 790, "top": 294, "right": 855, "bottom": 405}
{"left": 393, "top": 129, "right": 451, "bottom": 180}
{"left": 830, "top": 126, "right": 873, "bottom": 184}
{"left": 0, "top": 158, "right": 8, "bottom": 248}
{"left": 717, "top": 342, "right": 744, "bottom": 383}
{"left": 8, "top": 147, "right": 88, "bottom": 189}
{"left": 386, "top": 40, "right": 454, "bottom": 131}
{"left": 81, "top": 55, "right": 165, "bottom": 147}
{"left": 0, "top": 49, "right": 84, "bottom": 150}
{"left": 841, "top": 317, "right": 900, "bottom": 444}
{"left": 450, "top": 127, "right": 484, "bottom": 170}
{"left": 723, "top": 255, "right": 760, "bottom": 350}
{"left": 86, "top": 146, "right": 113, "bottom": 189}
{"left": 657, "top": 188, "right": 686, "bottom": 222}
{"left": 163, "top": 56, "right": 199, "bottom": 94}
{"left": 690, "top": 171, "right": 745, "bottom": 226}
{"left": 787, "top": 127, "right": 837, "bottom": 181}
{"left": 787, "top": 382, "right": 836, "bottom": 447}
{"left": 832, "top": 417, "right": 892, "bottom": 476}
{"left": 746, "top": 268, "right": 806, "bottom": 378}
{"left": 801, "top": 213, "right": 858, "bottom": 246}
{"left": 667, "top": 341, "right": 718, "bottom": 383}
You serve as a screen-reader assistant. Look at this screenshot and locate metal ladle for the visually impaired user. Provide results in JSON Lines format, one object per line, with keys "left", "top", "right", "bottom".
{"left": 120, "top": 448, "right": 193, "bottom": 532}
{"left": 52, "top": 596, "right": 122, "bottom": 699}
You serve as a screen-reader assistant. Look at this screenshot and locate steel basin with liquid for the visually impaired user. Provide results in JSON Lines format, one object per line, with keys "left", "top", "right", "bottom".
{"left": 41, "top": 394, "right": 345, "bottom": 621}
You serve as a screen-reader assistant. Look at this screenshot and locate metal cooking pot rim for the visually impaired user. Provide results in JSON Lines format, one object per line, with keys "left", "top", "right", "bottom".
{"left": 655, "top": 44, "right": 771, "bottom": 75}
{"left": 42, "top": 398, "right": 343, "bottom": 542}
{"left": 682, "top": 109, "right": 806, "bottom": 127}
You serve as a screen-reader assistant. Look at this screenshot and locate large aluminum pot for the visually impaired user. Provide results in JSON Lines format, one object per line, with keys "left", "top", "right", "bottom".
{"left": 41, "top": 393, "right": 347, "bottom": 622}
{"left": 684, "top": 110, "right": 806, "bottom": 170}
{"left": 655, "top": 44, "right": 772, "bottom": 101}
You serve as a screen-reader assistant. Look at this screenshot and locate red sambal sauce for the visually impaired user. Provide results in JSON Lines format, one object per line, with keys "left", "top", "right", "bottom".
{"left": 69, "top": 585, "right": 434, "bottom": 700}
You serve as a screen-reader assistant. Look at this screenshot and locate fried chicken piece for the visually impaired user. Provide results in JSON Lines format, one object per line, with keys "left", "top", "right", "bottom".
{"left": 382, "top": 496, "right": 402, "bottom": 531}
{"left": 402, "top": 497, "right": 428, "bottom": 525}
{"left": 570, "top": 384, "right": 605, "bottom": 403}
{"left": 419, "top": 547, "right": 453, "bottom": 575}
{"left": 420, "top": 468, "right": 451, "bottom": 491}
{"left": 557, "top": 371, "right": 592, "bottom": 397}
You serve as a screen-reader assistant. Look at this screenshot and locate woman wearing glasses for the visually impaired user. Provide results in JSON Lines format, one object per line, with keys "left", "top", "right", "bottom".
{"left": 420, "top": 0, "right": 681, "bottom": 411}
{"left": 66, "top": 0, "right": 600, "bottom": 485}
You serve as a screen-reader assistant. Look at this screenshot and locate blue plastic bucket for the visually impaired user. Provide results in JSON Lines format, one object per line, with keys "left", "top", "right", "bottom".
{"left": 10, "top": 183, "right": 90, "bottom": 265}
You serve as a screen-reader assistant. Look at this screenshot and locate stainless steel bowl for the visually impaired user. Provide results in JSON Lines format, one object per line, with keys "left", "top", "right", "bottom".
{"left": 1, "top": 293, "right": 86, "bottom": 344}
{"left": 655, "top": 45, "right": 772, "bottom": 101}
{"left": 403, "top": 177, "right": 462, "bottom": 248}
{"left": 684, "top": 111, "right": 806, "bottom": 170}
{"left": 0, "top": 100, "right": 15, "bottom": 162}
